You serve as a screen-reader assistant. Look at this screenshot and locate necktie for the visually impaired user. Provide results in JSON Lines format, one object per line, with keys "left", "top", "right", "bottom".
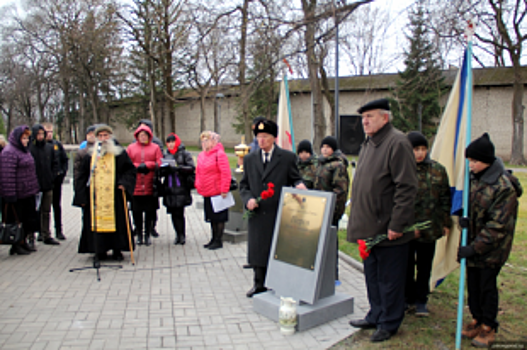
{"left": 263, "top": 152, "right": 269, "bottom": 169}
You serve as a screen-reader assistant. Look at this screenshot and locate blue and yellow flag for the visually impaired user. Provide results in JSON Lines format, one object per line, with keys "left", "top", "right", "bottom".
{"left": 429, "top": 50, "right": 471, "bottom": 290}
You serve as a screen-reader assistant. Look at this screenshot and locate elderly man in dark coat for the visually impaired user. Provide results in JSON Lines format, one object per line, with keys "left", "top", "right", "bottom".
{"left": 347, "top": 99, "right": 418, "bottom": 342}
{"left": 240, "top": 119, "right": 306, "bottom": 298}
{"left": 73, "top": 125, "right": 137, "bottom": 261}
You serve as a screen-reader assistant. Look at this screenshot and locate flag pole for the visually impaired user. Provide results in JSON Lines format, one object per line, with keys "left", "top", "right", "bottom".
{"left": 284, "top": 74, "right": 295, "bottom": 153}
{"left": 455, "top": 20, "right": 474, "bottom": 350}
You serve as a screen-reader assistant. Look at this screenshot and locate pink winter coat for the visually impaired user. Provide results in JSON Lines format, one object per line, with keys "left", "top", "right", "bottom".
{"left": 195, "top": 142, "right": 231, "bottom": 197}
{"left": 126, "top": 125, "right": 162, "bottom": 196}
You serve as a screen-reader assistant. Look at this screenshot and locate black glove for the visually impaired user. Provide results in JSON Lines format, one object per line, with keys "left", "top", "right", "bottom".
{"left": 137, "top": 163, "right": 149, "bottom": 174}
{"left": 457, "top": 245, "right": 476, "bottom": 261}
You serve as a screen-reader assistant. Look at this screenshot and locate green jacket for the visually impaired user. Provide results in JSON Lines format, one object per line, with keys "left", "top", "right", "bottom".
{"left": 466, "top": 159, "right": 522, "bottom": 268}
{"left": 414, "top": 157, "right": 452, "bottom": 242}
{"left": 314, "top": 153, "right": 349, "bottom": 225}
{"left": 297, "top": 155, "right": 318, "bottom": 189}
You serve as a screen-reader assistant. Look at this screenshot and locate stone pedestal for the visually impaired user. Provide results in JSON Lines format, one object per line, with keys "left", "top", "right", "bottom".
{"left": 224, "top": 171, "right": 248, "bottom": 244}
{"left": 253, "top": 291, "right": 354, "bottom": 332}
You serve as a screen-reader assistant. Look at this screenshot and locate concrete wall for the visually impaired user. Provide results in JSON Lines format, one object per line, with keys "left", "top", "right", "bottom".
{"left": 108, "top": 86, "right": 527, "bottom": 160}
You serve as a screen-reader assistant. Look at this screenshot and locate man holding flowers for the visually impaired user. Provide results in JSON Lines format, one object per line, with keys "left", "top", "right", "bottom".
{"left": 240, "top": 119, "right": 306, "bottom": 298}
{"left": 346, "top": 99, "right": 418, "bottom": 342}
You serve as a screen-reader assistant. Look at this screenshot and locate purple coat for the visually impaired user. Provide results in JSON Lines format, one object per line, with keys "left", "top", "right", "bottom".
{"left": 0, "top": 125, "right": 40, "bottom": 201}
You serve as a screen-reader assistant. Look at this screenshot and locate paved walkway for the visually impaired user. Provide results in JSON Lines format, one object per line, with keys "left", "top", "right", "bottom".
{"left": 0, "top": 185, "right": 368, "bottom": 350}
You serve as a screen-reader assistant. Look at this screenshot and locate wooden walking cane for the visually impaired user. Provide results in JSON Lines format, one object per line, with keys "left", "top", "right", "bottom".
{"left": 121, "top": 188, "right": 135, "bottom": 265}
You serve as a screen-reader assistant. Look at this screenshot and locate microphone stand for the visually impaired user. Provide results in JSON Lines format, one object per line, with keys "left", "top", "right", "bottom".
{"left": 70, "top": 142, "right": 123, "bottom": 281}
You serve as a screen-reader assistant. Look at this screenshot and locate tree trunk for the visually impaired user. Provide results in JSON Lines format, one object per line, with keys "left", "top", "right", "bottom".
{"left": 510, "top": 64, "right": 526, "bottom": 164}
{"left": 320, "top": 65, "right": 335, "bottom": 137}
{"left": 302, "top": 0, "right": 325, "bottom": 148}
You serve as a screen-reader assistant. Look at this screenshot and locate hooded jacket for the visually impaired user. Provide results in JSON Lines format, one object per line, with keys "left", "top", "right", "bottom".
{"left": 195, "top": 142, "right": 231, "bottom": 197}
{"left": 0, "top": 125, "right": 40, "bottom": 201}
{"left": 126, "top": 125, "right": 162, "bottom": 196}
{"left": 466, "top": 158, "right": 522, "bottom": 268}
{"left": 136, "top": 119, "right": 164, "bottom": 152}
{"left": 29, "top": 124, "right": 59, "bottom": 192}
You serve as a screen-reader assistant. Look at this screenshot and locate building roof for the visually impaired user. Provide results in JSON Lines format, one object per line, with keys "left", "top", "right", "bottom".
{"left": 148, "top": 65, "right": 527, "bottom": 101}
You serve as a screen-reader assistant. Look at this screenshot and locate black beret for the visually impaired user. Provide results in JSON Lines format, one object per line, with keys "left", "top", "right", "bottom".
{"left": 253, "top": 119, "right": 278, "bottom": 138}
{"left": 465, "top": 133, "right": 495, "bottom": 164}
{"left": 297, "top": 139, "right": 313, "bottom": 155}
{"left": 321, "top": 136, "right": 338, "bottom": 152}
{"left": 358, "top": 98, "right": 390, "bottom": 114}
{"left": 407, "top": 131, "right": 428, "bottom": 149}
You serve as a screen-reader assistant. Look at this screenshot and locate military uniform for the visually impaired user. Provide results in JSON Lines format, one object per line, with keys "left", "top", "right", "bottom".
{"left": 405, "top": 156, "right": 451, "bottom": 308}
{"left": 460, "top": 134, "right": 522, "bottom": 339}
{"left": 314, "top": 153, "right": 349, "bottom": 225}
{"left": 297, "top": 155, "right": 318, "bottom": 190}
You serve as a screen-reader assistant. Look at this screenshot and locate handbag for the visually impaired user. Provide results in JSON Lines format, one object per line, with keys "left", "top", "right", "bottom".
{"left": 0, "top": 204, "right": 25, "bottom": 245}
{"left": 229, "top": 177, "right": 238, "bottom": 191}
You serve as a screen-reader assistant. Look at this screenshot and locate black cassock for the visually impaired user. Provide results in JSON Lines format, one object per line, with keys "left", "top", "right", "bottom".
{"left": 239, "top": 146, "right": 303, "bottom": 267}
{"left": 73, "top": 149, "right": 137, "bottom": 254}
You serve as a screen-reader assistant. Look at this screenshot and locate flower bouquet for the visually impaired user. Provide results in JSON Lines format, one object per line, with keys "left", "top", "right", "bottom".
{"left": 243, "top": 182, "right": 275, "bottom": 219}
{"left": 357, "top": 221, "right": 431, "bottom": 260}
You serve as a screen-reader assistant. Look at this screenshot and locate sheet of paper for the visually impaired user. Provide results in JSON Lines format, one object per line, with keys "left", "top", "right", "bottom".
{"left": 211, "top": 192, "right": 235, "bottom": 213}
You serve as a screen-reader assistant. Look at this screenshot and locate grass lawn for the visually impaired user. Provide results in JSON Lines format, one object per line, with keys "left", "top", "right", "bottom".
{"left": 331, "top": 173, "right": 527, "bottom": 349}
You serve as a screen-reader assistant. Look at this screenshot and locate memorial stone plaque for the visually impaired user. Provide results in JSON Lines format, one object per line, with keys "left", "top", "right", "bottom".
{"left": 274, "top": 192, "right": 326, "bottom": 270}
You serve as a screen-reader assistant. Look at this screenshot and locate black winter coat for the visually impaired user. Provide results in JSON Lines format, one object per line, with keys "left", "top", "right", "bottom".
{"left": 29, "top": 125, "right": 59, "bottom": 192}
{"left": 240, "top": 146, "right": 303, "bottom": 267}
{"left": 48, "top": 139, "right": 69, "bottom": 181}
{"left": 159, "top": 145, "right": 195, "bottom": 209}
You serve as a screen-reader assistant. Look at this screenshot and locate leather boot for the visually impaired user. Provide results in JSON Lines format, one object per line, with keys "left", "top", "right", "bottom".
{"left": 27, "top": 237, "right": 37, "bottom": 252}
{"left": 144, "top": 231, "right": 151, "bottom": 246}
{"left": 461, "top": 319, "right": 481, "bottom": 339}
{"left": 136, "top": 229, "right": 143, "bottom": 245}
{"left": 208, "top": 223, "right": 223, "bottom": 250}
{"left": 471, "top": 324, "right": 495, "bottom": 348}
{"left": 204, "top": 225, "right": 215, "bottom": 248}
{"left": 10, "top": 244, "right": 30, "bottom": 255}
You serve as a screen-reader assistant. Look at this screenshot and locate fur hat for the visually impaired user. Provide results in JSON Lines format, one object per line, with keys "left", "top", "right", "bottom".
{"left": 95, "top": 124, "right": 113, "bottom": 136}
{"left": 253, "top": 119, "right": 278, "bottom": 138}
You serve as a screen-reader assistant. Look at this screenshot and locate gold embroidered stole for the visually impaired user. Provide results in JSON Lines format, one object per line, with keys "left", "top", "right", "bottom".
{"left": 90, "top": 151, "right": 116, "bottom": 232}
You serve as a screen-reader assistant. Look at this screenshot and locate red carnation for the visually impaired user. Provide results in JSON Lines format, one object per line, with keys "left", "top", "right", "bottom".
{"left": 243, "top": 182, "right": 276, "bottom": 219}
{"left": 357, "top": 240, "right": 370, "bottom": 260}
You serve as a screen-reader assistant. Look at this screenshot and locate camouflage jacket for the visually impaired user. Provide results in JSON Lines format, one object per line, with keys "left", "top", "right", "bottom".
{"left": 297, "top": 155, "right": 318, "bottom": 189}
{"left": 466, "top": 159, "right": 522, "bottom": 268}
{"left": 414, "top": 158, "right": 452, "bottom": 242}
{"left": 314, "top": 153, "right": 350, "bottom": 225}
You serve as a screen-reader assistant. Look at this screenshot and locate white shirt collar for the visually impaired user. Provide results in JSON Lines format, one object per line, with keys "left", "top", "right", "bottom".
{"left": 261, "top": 145, "right": 275, "bottom": 162}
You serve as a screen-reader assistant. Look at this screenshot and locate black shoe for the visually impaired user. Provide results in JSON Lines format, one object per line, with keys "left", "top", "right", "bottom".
{"left": 96, "top": 252, "right": 108, "bottom": 261}
{"left": 175, "top": 235, "right": 186, "bottom": 245}
{"left": 9, "top": 245, "right": 30, "bottom": 255}
{"left": 27, "top": 239, "right": 37, "bottom": 252}
{"left": 207, "top": 240, "right": 223, "bottom": 250}
{"left": 246, "top": 286, "right": 268, "bottom": 298}
{"left": 242, "top": 264, "right": 253, "bottom": 269}
{"left": 144, "top": 235, "right": 151, "bottom": 246}
{"left": 20, "top": 242, "right": 34, "bottom": 253}
{"left": 112, "top": 251, "right": 124, "bottom": 261}
{"left": 136, "top": 232, "right": 143, "bottom": 245}
{"left": 349, "top": 319, "right": 376, "bottom": 329}
{"left": 56, "top": 232, "right": 66, "bottom": 240}
{"left": 370, "top": 329, "right": 395, "bottom": 342}
{"left": 203, "top": 238, "right": 214, "bottom": 248}
{"left": 151, "top": 228, "right": 159, "bottom": 238}
{"left": 44, "top": 238, "right": 60, "bottom": 245}
{"left": 37, "top": 234, "right": 43, "bottom": 242}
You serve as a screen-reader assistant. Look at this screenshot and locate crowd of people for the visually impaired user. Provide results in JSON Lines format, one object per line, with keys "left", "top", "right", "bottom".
{"left": 0, "top": 97, "right": 521, "bottom": 347}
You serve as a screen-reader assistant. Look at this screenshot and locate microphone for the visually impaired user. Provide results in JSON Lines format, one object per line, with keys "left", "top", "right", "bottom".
{"left": 97, "top": 141, "right": 102, "bottom": 158}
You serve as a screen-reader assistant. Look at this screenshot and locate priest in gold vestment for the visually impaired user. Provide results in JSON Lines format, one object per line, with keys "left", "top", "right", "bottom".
{"left": 73, "top": 125, "right": 137, "bottom": 261}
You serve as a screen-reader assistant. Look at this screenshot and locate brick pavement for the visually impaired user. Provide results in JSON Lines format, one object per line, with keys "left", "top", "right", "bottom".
{"left": 0, "top": 184, "right": 368, "bottom": 350}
